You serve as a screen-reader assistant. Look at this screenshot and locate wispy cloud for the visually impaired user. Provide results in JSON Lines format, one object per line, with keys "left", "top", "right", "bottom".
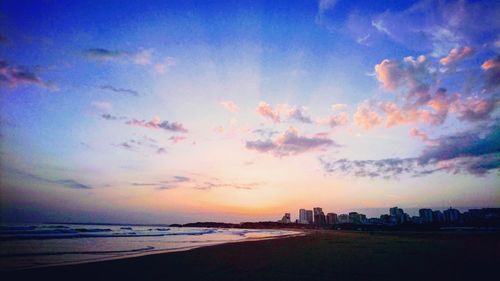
{"left": 113, "top": 136, "right": 167, "bottom": 154}
{"left": 321, "top": 125, "right": 500, "bottom": 178}
{"left": 83, "top": 48, "right": 125, "bottom": 61}
{"left": 10, "top": 168, "right": 92, "bottom": 189}
{"left": 0, "top": 60, "right": 57, "bottom": 90}
{"left": 246, "top": 127, "right": 338, "bottom": 157}
{"left": 126, "top": 116, "right": 188, "bottom": 133}
{"left": 99, "top": 85, "right": 139, "bottom": 97}
{"left": 220, "top": 100, "right": 240, "bottom": 113}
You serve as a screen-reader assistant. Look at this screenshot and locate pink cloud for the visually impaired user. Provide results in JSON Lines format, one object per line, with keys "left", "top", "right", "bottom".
{"left": 246, "top": 127, "right": 337, "bottom": 157}
{"left": 220, "top": 101, "right": 240, "bottom": 113}
{"left": 0, "top": 60, "right": 57, "bottom": 90}
{"left": 318, "top": 112, "right": 349, "bottom": 128}
{"left": 256, "top": 101, "right": 280, "bottom": 123}
{"left": 154, "top": 57, "right": 176, "bottom": 74}
{"left": 126, "top": 116, "right": 188, "bottom": 133}
{"left": 439, "top": 46, "right": 474, "bottom": 65}
{"left": 353, "top": 103, "right": 384, "bottom": 129}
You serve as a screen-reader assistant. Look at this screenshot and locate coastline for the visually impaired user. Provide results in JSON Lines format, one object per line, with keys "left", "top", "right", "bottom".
{"left": 5, "top": 230, "right": 499, "bottom": 281}
{"left": 1, "top": 227, "right": 305, "bottom": 272}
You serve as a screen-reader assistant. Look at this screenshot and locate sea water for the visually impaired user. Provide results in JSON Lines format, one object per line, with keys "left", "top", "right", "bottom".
{"left": 0, "top": 223, "right": 298, "bottom": 270}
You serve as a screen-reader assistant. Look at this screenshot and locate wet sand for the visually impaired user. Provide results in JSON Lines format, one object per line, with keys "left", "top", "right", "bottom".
{"left": 5, "top": 230, "right": 499, "bottom": 281}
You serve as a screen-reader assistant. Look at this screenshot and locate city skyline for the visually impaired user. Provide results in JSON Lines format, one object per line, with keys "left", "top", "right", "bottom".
{"left": 1, "top": 0, "right": 499, "bottom": 224}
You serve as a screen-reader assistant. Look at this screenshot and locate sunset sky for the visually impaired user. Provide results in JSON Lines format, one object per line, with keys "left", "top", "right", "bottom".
{"left": 1, "top": 0, "right": 499, "bottom": 224}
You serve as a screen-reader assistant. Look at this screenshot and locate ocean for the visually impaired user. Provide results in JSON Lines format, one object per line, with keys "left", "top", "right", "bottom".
{"left": 0, "top": 223, "right": 298, "bottom": 270}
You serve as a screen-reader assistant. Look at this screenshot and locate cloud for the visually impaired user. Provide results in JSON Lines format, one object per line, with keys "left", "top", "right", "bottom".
{"left": 113, "top": 136, "right": 167, "bottom": 154}
{"left": 286, "top": 107, "right": 313, "bottom": 123}
{"left": 55, "top": 179, "right": 92, "bottom": 189}
{"left": 132, "top": 175, "right": 259, "bottom": 191}
{"left": 481, "top": 56, "right": 500, "bottom": 90}
{"left": 318, "top": 112, "right": 349, "bottom": 128}
{"left": 370, "top": 51, "right": 498, "bottom": 127}
{"left": 154, "top": 57, "right": 176, "bottom": 74}
{"left": 256, "top": 102, "right": 313, "bottom": 124}
{"left": 193, "top": 180, "right": 260, "bottom": 191}
{"left": 331, "top": 103, "right": 348, "bottom": 111}
{"left": 353, "top": 102, "right": 384, "bottom": 129}
{"left": 101, "top": 113, "right": 125, "bottom": 120}
{"left": 83, "top": 48, "right": 125, "bottom": 61}
{"left": 91, "top": 101, "right": 113, "bottom": 111}
{"left": 452, "top": 96, "right": 497, "bottom": 122}
{"left": 321, "top": 125, "right": 500, "bottom": 178}
{"left": 368, "top": 0, "right": 500, "bottom": 56}
{"left": 440, "top": 46, "right": 474, "bottom": 65}
{"left": 131, "top": 49, "right": 153, "bottom": 65}
{"left": 220, "top": 100, "right": 240, "bottom": 113}
{"left": 256, "top": 102, "right": 280, "bottom": 123}
{"left": 317, "top": 0, "right": 338, "bottom": 22}
{"left": 0, "top": 60, "right": 57, "bottom": 90}
{"left": 126, "top": 116, "right": 188, "bottom": 133}
{"left": 246, "top": 127, "right": 338, "bottom": 157}
{"left": 9, "top": 168, "right": 93, "bottom": 189}
{"left": 99, "top": 85, "right": 139, "bottom": 97}
{"left": 374, "top": 55, "right": 432, "bottom": 95}
{"left": 409, "top": 128, "right": 436, "bottom": 146}
{"left": 169, "top": 136, "right": 187, "bottom": 144}
{"left": 133, "top": 176, "right": 191, "bottom": 190}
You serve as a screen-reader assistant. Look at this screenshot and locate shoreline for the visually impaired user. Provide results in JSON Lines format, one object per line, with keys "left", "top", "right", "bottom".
{"left": 5, "top": 230, "right": 499, "bottom": 280}
{"left": 1, "top": 228, "right": 306, "bottom": 272}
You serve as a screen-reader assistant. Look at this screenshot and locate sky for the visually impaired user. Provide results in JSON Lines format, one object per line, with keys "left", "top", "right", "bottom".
{"left": 0, "top": 0, "right": 499, "bottom": 224}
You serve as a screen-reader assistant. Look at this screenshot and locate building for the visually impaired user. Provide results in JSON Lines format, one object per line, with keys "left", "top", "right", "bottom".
{"left": 443, "top": 208, "right": 461, "bottom": 224}
{"left": 279, "top": 213, "right": 291, "bottom": 224}
{"left": 389, "top": 207, "right": 408, "bottom": 224}
{"left": 419, "top": 208, "right": 434, "bottom": 224}
{"left": 313, "top": 207, "right": 326, "bottom": 226}
{"left": 299, "top": 209, "right": 309, "bottom": 224}
{"left": 338, "top": 214, "right": 349, "bottom": 224}
{"left": 326, "top": 213, "right": 338, "bottom": 225}
{"left": 433, "top": 210, "right": 445, "bottom": 224}
{"left": 306, "top": 210, "right": 313, "bottom": 224}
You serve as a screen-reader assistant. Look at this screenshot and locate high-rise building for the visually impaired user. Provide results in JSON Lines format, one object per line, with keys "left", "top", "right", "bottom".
{"left": 326, "top": 213, "right": 338, "bottom": 225}
{"left": 306, "top": 210, "right": 313, "bottom": 224}
{"left": 279, "top": 213, "right": 291, "bottom": 224}
{"left": 389, "top": 207, "right": 407, "bottom": 224}
{"left": 432, "top": 210, "right": 445, "bottom": 223}
{"left": 338, "top": 214, "right": 349, "bottom": 224}
{"left": 313, "top": 207, "right": 326, "bottom": 226}
{"left": 419, "top": 208, "right": 434, "bottom": 224}
{"left": 443, "top": 208, "right": 461, "bottom": 224}
{"left": 299, "top": 209, "right": 310, "bottom": 224}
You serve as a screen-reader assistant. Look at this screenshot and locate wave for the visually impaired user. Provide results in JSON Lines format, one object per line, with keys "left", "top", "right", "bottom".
{"left": 0, "top": 226, "right": 218, "bottom": 240}
{"left": 0, "top": 246, "right": 155, "bottom": 258}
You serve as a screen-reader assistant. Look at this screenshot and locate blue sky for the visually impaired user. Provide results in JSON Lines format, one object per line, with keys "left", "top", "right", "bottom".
{"left": 0, "top": 0, "right": 499, "bottom": 224}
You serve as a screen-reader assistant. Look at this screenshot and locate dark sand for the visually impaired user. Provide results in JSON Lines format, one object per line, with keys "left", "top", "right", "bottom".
{"left": 5, "top": 230, "right": 500, "bottom": 281}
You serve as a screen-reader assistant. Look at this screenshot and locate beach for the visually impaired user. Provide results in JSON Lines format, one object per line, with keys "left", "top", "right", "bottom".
{"left": 5, "top": 230, "right": 499, "bottom": 281}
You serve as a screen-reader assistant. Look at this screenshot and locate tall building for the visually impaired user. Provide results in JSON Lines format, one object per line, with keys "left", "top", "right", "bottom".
{"left": 306, "top": 210, "right": 313, "bottom": 224}
{"left": 299, "top": 209, "right": 310, "bottom": 224}
{"left": 279, "top": 213, "right": 291, "bottom": 224}
{"left": 326, "top": 213, "right": 338, "bottom": 225}
{"left": 443, "top": 208, "right": 461, "bottom": 224}
{"left": 338, "top": 214, "right": 349, "bottom": 224}
{"left": 313, "top": 207, "right": 326, "bottom": 226}
{"left": 389, "top": 207, "right": 407, "bottom": 224}
{"left": 419, "top": 208, "right": 434, "bottom": 224}
{"left": 432, "top": 210, "right": 445, "bottom": 224}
